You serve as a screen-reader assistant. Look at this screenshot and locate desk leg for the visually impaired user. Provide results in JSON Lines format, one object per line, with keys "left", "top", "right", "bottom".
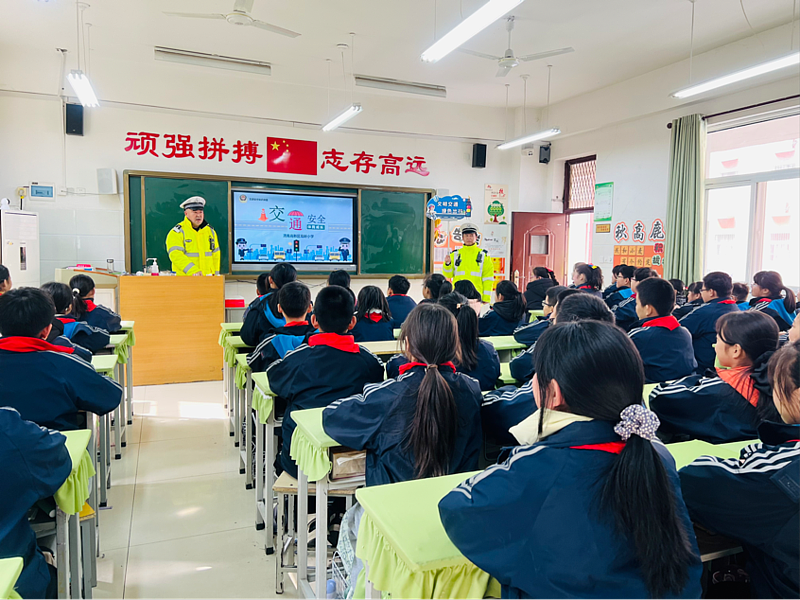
{"left": 264, "top": 415, "right": 275, "bottom": 555}
{"left": 126, "top": 348, "right": 134, "bottom": 424}
{"left": 56, "top": 508, "right": 69, "bottom": 599}
{"left": 85, "top": 414, "right": 98, "bottom": 587}
{"left": 228, "top": 363, "right": 236, "bottom": 437}
{"left": 315, "top": 478, "right": 329, "bottom": 599}
{"left": 255, "top": 416, "right": 264, "bottom": 529}
{"left": 297, "top": 468, "right": 308, "bottom": 588}
{"left": 81, "top": 517, "right": 93, "bottom": 599}
{"left": 98, "top": 416, "right": 108, "bottom": 507}
{"left": 245, "top": 372, "right": 253, "bottom": 489}
{"left": 364, "top": 563, "right": 381, "bottom": 600}
{"left": 68, "top": 514, "right": 80, "bottom": 598}
{"left": 234, "top": 379, "right": 241, "bottom": 449}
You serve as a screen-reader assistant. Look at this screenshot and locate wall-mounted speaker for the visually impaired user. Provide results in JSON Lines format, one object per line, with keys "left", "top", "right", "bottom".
{"left": 65, "top": 103, "right": 84, "bottom": 136}
{"left": 539, "top": 144, "right": 551, "bottom": 164}
{"left": 472, "top": 143, "right": 487, "bottom": 168}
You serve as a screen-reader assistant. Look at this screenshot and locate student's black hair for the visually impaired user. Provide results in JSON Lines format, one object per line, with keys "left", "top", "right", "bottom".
{"left": 545, "top": 285, "right": 569, "bottom": 306}
{"left": 69, "top": 273, "right": 96, "bottom": 319}
{"left": 611, "top": 264, "right": 627, "bottom": 277}
{"left": 0, "top": 287, "right": 56, "bottom": 337}
{"left": 0, "top": 264, "right": 9, "bottom": 285}
{"left": 636, "top": 277, "right": 675, "bottom": 317}
{"left": 423, "top": 273, "right": 452, "bottom": 300}
{"left": 256, "top": 273, "right": 270, "bottom": 296}
{"left": 269, "top": 263, "right": 297, "bottom": 289}
{"left": 328, "top": 269, "right": 351, "bottom": 289}
{"left": 616, "top": 265, "right": 635, "bottom": 281}
{"left": 314, "top": 285, "right": 355, "bottom": 334}
{"left": 555, "top": 293, "right": 615, "bottom": 325}
{"left": 495, "top": 280, "right": 527, "bottom": 322}
{"left": 686, "top": 281, "right": 703, "bottom": 296}
{"left": 574, "top": 263, "right": 603, "bottom": 291}
{"left": 555, "top": 287, "right": 583, "bottom": 306}
{"left": 439, "top": 292, "right": 479, "bottom": 371}
{"left": 768, "top": 340, "right": 800, "bottom": 423}
{"left": 669, "top": 279, "right": 685, "bottom": 294}
{"left": 753, "top": 270, "right": 796, "bottom": 313}
{"left": 702, "top": 271, "right": 732, "bottom": 298}
{"left": 400, "top": 303, "right": 460, "bottom": 479}
{"left": 388, "top": 275, "right": 411, "bottom": 295}
{"left": 533, "top": 321, "right": 695, "bottom": 598}
{"left": 355, "top": 285, "right": 392, "bottom": 323}
{"left": 41, "top": 281, "right": 74, "bottom": 314}
{"left": 278, "top": 282, "right": 311, "bottom": 319}
{"left": 453, "top": 280, "right": 481, "bottom": 301}
{"left": 732, "top": 282, "right": 749, "bottom": 303}
{"left": 633, "top": 267, "right": 656, "bottom": 282}
{"left": 532, "top": 266, "right": 559, "bottom": 285}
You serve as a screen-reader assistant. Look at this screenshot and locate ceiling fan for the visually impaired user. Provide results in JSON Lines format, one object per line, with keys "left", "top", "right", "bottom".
{"left": 164, "top": 0, "right": 300, "bottom": 38}
{"left": 459, "top": 17, "right": 573, "bottom": 77}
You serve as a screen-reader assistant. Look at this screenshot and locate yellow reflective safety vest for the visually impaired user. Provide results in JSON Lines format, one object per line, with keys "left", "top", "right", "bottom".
{"left": 166, "top": 217, "right": 221, "bottom": 276}
{"left": 442, "top": 243, "right": 494, "bottom": 302}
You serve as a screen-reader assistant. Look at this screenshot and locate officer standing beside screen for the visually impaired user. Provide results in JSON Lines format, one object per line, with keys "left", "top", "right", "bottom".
{"left": 166, "top": 196, "right": 221, "bottom": 276}
{"left": 442, "top": 222, "right": 494, "bottom": 303}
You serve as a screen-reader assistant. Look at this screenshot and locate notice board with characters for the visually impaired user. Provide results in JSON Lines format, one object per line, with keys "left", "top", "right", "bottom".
{"left": 612, "top": 218, "right": 666, "bottom": 276}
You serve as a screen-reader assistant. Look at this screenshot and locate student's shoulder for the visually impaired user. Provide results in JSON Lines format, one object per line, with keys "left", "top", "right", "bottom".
{"left": 357, "top": 344, "right": 385, "bottom": 366}
{"left": 269, "top": 343, "right": 312, "bottom": 366}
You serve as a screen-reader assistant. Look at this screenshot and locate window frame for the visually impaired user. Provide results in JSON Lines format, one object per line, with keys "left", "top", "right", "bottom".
{"left": 563, "top": 154, "right": 597, "bottom": 213}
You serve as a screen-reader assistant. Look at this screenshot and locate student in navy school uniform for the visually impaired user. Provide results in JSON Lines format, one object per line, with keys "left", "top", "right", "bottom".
{"left": 328, "top": 269, "right": 357, "bottom": 304}
{"left": 670, "top": 278, "right": 687, "bottom": 308}
{"left": 523, "top": 266, "right": 557, "bottom": 311}
{"left": 0, "top": 264, "right": 11, "bottom": 295}
{"left": 453, "top": 280, "right": 483, "bottom": 316}
{"left": 0, "top": 288, "right": 123, "bottom": 431}
{"left": 41, "top": 281, "right": 109, "bottom": 356}
{"left": 0, "top": 408, "right": 72, "bottom": 600}
{"left": 628, "top": 277, "right": 696, "bottom": 384}
{"left": 679, "top": 340, "right": 800, "bottom": 599}
{"left": 385, "top": 275, "right": 416, "bottom": 328}
{"left": 733, "top": 281, "right": 750, "bottom": 311}
{"left": 440, "top": 321, "right": 702, "bottom": 600}
{"left": 242, "top": 272, "right": 270, "bottom": 322}
{"left": 478, "top": 280, "right": 527, "bottom": 337}
{"left": 240, "top": 263, "right": 296, "bottom": 346}
{"left": 323, "top": 302, "right": 483, "bottom": 486}
{"left": 678, "top": 271, "right": 738, "bottom": 373}
{"left": 673, "top": 281, "right": 703, "bottom": 319}
{"left": 68, "top": 274, "right": 122, "bottom": 333}
{"left": 570, "top": 263, "right": 603, "bottom": 297}
{"left": 512, "top": 285, "right": 567, "bottom": 347}
{"left": 350, "top": 286, "right": 394, "bottom": 342}
{"left": 610, "top": 267, "right": 656, "bottom": 332}
{"left": 246, "top": 282, "right": 316, "bottom": 374}
{"left": 650, "top": 310, "right": 779, "bottom": 443}
{"left": 604, "top": 264, "right": 635, "bottom": 309}
{"left": 601, "top": 264, "right": 625, "bottom": 300}
{"left": 266, "top": 285, "right": 384, "bottom": 477}
{"left": 419, "top": 273, "right": 452, "bottom": 305}
{"left": 387, "top": 292, "right": 501, "bottom": 391}
{"left": 748, "top": 270, "right": 797, "bottom": 331}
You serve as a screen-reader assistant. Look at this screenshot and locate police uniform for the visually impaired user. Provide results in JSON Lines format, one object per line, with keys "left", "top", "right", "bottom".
{"left": 677, "top": 297, "right": 738, "bottom": 373}
{"left": 69, "top": 299, "right": 121, "bottom": 334}
{"left": 246, "top": 321, "right": 316, "bottom": 373}
{"left": 322, "top": 363, "right": 483, "bottom": 486}
{"left": 166, "top": 196, "right": 221, "bottom": 276}
{"left": 627, "top": 315, "right": 697, "bottom": 383}
{"left": 441, "top": 223, "right": 494, "bottom": 303}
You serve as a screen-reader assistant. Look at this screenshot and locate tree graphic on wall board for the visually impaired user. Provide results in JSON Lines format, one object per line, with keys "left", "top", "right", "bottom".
{"left": 487, "top": 200, "right": 505, "bottom": 223}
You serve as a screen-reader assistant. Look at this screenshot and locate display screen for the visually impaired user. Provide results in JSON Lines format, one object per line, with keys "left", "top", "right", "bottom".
{"left": 231, "top": 189, "right": 356, "bottom": 269}
{"left": 30, "top": 185, "right": 54, "bottom": 198}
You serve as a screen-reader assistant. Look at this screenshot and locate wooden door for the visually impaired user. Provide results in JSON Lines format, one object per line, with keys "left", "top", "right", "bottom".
{"left": 510, "top": 212, "right": 568, "bottom": 291}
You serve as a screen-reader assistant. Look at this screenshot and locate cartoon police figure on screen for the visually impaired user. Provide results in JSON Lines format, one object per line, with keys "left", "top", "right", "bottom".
{"left": 338, "top": 237, "right": 351, "bottom": 262}
{"left": 236, "top": 238, "right": 248, "bottom": 260}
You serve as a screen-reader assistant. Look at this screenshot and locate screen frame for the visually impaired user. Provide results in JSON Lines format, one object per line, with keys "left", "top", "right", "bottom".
{"left": 230, "top": 187, "right": 359, "bottom": 273}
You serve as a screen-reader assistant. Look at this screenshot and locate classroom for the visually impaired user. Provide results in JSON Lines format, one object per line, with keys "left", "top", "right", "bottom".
{"left": 0, "top": 0, "right": 798, "bottom": 599}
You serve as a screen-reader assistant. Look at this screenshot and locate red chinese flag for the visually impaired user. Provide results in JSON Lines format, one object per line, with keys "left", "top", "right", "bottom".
{"left": 266, "top": 137, "right": 318, "bottom": 175}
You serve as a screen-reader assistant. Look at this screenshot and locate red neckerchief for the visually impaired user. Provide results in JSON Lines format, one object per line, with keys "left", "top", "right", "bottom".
{"left": 570, "top": 441, "right": 626, "bottom": 454}
{"left": 366, "top": 313, "right": 385, "bottom": 323}
{"left": 578, "top": 285, "right": 594, "bottom": 291}
{"left": 398, "top": 361, "right": 457, "bottom": 375}
{"left": 642, "top": 316, "right": 680, "bottom": 331}
{"left": 308, "top": 333, "right": 360, "bottom": 353}
{"left": 0, "top": 337, "right": 75, "bottom": 354}
{"left": 284, "top": 321, "right": 309, "bottom": 328}
{"left": 56, "top": 316, "right": 76, "bottom": 324}
{"left": 718, "top": 299, "right": 736, "bottom": 305}
{"left": 390, "top": 294, "right": 407, "bottom": 297}
{"left": 84, "top": 299, "right": 97, "bottom": 312}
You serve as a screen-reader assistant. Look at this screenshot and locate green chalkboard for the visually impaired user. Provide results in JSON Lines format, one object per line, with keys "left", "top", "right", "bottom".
{"left": 360, "top": 189, "right": 429, "bottom": 275}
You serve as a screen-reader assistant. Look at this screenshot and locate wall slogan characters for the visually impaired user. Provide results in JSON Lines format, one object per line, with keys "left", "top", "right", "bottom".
{"left": 612, "top": 218, "right": 666, "bottom": 276}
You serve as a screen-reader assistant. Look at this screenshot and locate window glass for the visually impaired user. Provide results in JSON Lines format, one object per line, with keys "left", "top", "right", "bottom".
{"left": 705, "top": 186, "right": 751, "bottom": 281}
{"left": 707, "top": 115, "right": 800, "bottom": 178}
{"left": 761, "top": 178, "right": 800, "bottom": 288}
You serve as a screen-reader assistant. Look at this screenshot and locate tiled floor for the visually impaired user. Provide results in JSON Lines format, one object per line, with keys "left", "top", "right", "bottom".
{"left": 93, "top": 381, "right": 297, "bottom": 598}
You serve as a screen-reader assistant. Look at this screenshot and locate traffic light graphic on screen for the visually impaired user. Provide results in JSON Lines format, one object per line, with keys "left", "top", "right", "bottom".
{"left": 294, "top": 239, "right": 300, "bottom": 253}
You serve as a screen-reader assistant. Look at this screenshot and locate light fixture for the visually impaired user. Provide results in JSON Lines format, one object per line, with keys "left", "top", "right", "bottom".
{"left": 322, "top": 103, "right": 362, "bottom": 132}
{"left": 67, "top": 70, "right": 99, "bottom": 107}
{"left": 154, "top": 46, "right": 272, "bottom": 76}
{"left": 421, "top": 0, "right": 525, "bottom": 63}
{"left": 671, "top": 52, "right": 800, "bottom": 99}
{"left": 497, "top": 128, "right": 560, "bottom": 150}
{"left": 354, "top": 74, "right": 447, "bottom": 98}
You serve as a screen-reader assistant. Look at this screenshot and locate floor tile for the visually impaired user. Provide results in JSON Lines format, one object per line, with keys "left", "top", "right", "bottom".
{"left": 139, "top": 416, "right": 230, "bottom": 444}
{"left": 135, "top": 435, "right": 239, "bottom": 484}
{"left": 92, "top": 547, "right": 128, "bottom": 599}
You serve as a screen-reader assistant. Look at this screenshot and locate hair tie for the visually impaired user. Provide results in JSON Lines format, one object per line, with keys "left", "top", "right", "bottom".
{"left": 72, "top": 288, "right": 81, "bottom": 295}
{"left": 614, "top": 404, "right": 660, "bottom": 442}
{"left": 456, "top": 303, "right": 463, "bottom": 309}
{"left": 590, "top": 264, "right": 598, "bottom": 270}
{"left": 426, "top": 364, "right": 438, "bottom": 370}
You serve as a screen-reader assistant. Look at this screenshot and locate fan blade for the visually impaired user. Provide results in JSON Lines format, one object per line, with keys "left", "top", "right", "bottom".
{"left": 233, "top": 0, "right": 255, "bottom": 12}
{"left": 518, "top": 47, "right": 575, "bottom": 62}
{"left": 496, "top": 66, "right": 512, "bottom": 77}
{"left": 458, "top": 48, "right": 503, "bottom": 61}
{"left": 251, "top": 20, "right": 301, "bottom": 37}
{"left": 163, "top": 12, "right": 226, "bottom": 19}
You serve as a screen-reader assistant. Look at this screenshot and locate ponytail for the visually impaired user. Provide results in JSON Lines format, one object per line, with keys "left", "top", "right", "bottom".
{"left": 423, "top": 273, "right": 452, "bottom": 301}
{"left": 754, "top": 270, "right": 797, "bottom": 313}
{"left": 533, "top": 266, "right": 559, "bottom": 285}
{"left": 782, "top": 286, "right": 797, "bottom": 313}
{"left": 495, "top": 280, "right": 527, "bottom": 322}
{"left": 439, "top": 292, "right": 479, "bottom": 371}
{"left": 68, "top": 274, "right": 95, "bottom": 319}
{"left": 575, "top": 263, "right": 604, "bottom": 291}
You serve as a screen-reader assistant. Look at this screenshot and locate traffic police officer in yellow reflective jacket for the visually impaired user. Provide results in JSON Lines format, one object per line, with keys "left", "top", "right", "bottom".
{"left": 442, "top": 222, "right": 494, "bottom": 303}
{"left": 166, "top": 196, "right": 221, "bottom": 276}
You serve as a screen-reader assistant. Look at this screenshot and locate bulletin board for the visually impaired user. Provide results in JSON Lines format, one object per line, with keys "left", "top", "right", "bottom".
{"left": 613, "top": 243, "right": 665, "bottom": 276}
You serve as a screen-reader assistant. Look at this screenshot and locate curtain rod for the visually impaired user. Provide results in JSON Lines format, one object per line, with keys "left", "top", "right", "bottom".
{"left": 666, "top": 94, "right": 800, "bottom": 128}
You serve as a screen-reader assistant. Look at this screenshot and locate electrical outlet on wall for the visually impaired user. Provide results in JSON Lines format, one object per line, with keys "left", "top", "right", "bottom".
{"left": 58, "top": 187, "right": 68, "bottom": 196}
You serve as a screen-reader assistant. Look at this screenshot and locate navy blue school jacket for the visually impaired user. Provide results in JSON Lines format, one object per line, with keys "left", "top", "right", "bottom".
{"left": 0, "top": 337, "right": 123, "bottom": 431}
{"left": 628, "top": 315, "right": 697, "bottom": 383}
{"left": 576, "top": 284, "right": 603, "bottom": 298}
{"left": 680, "top": 421, "right": 799, "bottom": 599}
{"left": 70, "top": 299, "right": 121, "bottom": 333}
{"left": 246, "top": 321, "right": 317, "bottom": 373}
{"left": 0, "top": 408, "right": 72, "bottom": 600}
{"left": 438, "top": 419, "right": 703, "bottom": 599}
{"left": 322, "top": 363, "right": 483, "bottom": 486}
{"left": 478, "top": 308, "right": 526, "bottom": 337}
{"left": 678, "top": 297, "right": 738, "bottom": 373}
{"left": 386, "top": 294, "right": 416, "bottom": 328}
{"left": 509, "top": 342, "right": 536, "bottom": 382}
{"left": 265, "top": 333, "right": 384, "bottom": 477}
{"left": 672, "top": 298, "right": 702, "bottom": 320}
{"left": 50, "top": 336, "right": 93, "bottom": 362}
{"left": 649, "top": 374, "right": 759, "bottom": 443}
{"left": 523, "top": 279, "right": 554, "bottom": 311}
{"left": 350, "top": 315, "right": 394, "bottom": 342}
{"left": 385, "top": 339, "right": 501, "bottom": 391}
{"left": 512, "top": 317, "right": 550, "bottom": 347}
{"left": 55, "top": 315, "right": 111, "bottom": 353}
{"left": 610, "top": 293, "right": 639, "bottom": 331}
{"left": 481, "top": 381, "right": 535, "bottom": 446}
{"left": 604, "top": 285, "right": 633, "bottom": 309}
{"left": 240, "top": 292, "right": 286, "bottom": 347}
{"left": 601, "top": 282, "right": 618, "bottom": 300}
{"left": 748, "top": 296, "right": 796, "bottom": 331}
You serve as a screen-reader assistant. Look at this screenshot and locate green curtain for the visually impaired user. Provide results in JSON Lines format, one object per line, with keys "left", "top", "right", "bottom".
{"left": 665, "top": 114, "right": 706, "bottom": 284}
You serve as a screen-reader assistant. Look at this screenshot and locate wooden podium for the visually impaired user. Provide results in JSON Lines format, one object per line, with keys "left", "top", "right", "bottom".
{"left": 119, "top": 276, "right": 224, "bottom": 385}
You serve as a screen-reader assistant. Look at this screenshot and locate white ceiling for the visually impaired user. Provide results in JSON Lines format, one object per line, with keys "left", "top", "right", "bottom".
{"left": 3, "top": 0, "right": 797, "bottom": 108}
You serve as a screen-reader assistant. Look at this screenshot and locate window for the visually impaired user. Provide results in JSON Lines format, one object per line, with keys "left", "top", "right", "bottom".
{"left": 563, "top": 155, "right": 597, "bottom": 211}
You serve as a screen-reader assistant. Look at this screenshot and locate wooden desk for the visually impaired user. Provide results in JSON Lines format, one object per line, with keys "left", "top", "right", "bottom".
{"left": 119, "top": 276, "right": 224, "bottom": 385}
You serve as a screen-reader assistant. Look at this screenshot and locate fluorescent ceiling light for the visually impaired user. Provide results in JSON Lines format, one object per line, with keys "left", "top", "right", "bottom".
{"left": 354, "top": 75, "right": 447, "bottom": 98}
{"left": 421, "top": 0, "right": 525, "bottom": 63}
{"left": 671, "top": 52, "right": 799, "bottom": 99}
{"left": 67, "top": 70, "right": 99, "bottom": 107}
{"left": 322, "top": 103, "right": 363, "bottom": 132}
{"left": 497, "top": 128, "right": 560, "bottom": 150}
{"left": 154, "top": 46, "right": 272, "bottom": 76}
